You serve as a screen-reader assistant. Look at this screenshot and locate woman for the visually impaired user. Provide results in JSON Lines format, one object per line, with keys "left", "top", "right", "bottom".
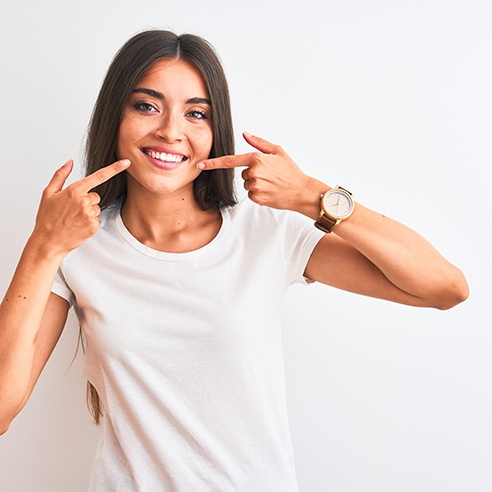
{"left": 0, "top": 29, "right": 468, "bottom": 490}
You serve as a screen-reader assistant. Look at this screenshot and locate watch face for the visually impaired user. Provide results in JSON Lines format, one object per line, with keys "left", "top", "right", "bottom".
{"left": 323, "top": 189, "right": 354, "bottom": 219}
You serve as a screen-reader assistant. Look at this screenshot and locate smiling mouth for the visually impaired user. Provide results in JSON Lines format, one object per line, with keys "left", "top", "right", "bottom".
{"left": 142, "top": 149, "right": 187, "bottom": 164}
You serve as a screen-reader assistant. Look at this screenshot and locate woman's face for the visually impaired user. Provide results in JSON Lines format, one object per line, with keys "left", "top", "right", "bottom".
{"left": 117, "top": 58, "right": 213, "bottom": 199}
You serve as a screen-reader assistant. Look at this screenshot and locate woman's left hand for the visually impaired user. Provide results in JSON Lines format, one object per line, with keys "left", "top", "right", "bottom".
{"left": 197, "top": 133, "right": 312, "bottom": 211}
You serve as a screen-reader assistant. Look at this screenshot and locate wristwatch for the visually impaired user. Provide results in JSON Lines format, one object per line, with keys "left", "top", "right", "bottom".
{"left": 314, "top": 185, "right": 355, "bottom": 233}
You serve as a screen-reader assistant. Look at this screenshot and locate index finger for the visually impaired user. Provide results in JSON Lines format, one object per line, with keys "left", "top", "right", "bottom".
{"left": 79, "top": 159, "right": 131, "bottom": 191}
{"left": 197, "top": 154, "right": 253, "bottom": 170}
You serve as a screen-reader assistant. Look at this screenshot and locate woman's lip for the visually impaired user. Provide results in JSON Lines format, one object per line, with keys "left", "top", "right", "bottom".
{"left": 141, "top": 148, "right": 187, "bottom": 170}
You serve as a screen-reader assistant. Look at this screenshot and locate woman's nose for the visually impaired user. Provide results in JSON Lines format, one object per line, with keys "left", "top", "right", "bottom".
{"left": 156, "top": 112, "right": 183, "bottom": 142}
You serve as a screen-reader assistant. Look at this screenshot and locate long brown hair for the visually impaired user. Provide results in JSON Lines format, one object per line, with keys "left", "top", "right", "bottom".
{"left": 85, "top": 29, "right": 236, "bottom": 209}
{"left": 83, "top": 29, "right": 237, "bottom": 424}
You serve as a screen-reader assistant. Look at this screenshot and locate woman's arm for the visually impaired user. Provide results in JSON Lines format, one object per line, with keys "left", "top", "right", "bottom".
{"left": 198, "top": 133, "right": 469, "bottom": 310}
{"left": 0, "top": 159, "right": 130, "bottom": 433}
{"left": 0, "top": 247, "right": 69, "bottom": 434}
{"left": 301, "top": 180, "right": 468, "bottom": 309}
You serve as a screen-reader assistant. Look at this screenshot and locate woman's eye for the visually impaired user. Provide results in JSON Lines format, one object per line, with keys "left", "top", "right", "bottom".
{"left": 187, "top": 110, "right": 208, "bottom": 120}
{"left": 134, "top": 102, "right": 157, "bottom": 112}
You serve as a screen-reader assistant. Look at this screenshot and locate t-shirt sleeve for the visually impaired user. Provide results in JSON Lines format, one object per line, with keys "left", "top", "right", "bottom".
{"left": 270, "top": 207, "right": 325, "bottom": 286}
{"left": 51, "top": 266, "right": 75, "bottom": 306}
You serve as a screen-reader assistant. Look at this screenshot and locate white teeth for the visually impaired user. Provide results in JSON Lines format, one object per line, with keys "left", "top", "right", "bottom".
{"left": 147, "top": 150, "right": 185, "bottom": 163}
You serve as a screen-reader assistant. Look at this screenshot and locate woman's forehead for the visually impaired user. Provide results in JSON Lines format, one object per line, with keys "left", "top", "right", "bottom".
{"left": 136, "top": 58, "right": 209, "bottom": 99}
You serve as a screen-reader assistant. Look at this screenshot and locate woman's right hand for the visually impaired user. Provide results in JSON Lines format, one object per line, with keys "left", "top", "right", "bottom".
{"left": 0, "top": 159, "right": 129, "bottom": 433}
{"left": 32, "top": 159, "right": 131, "bottom": 256}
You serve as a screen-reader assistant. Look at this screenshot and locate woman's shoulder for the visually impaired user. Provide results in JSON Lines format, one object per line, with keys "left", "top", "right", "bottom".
{"left": 225, "top": 197, "right": 315, "bottom": 232}
{"left": 225, "top": 196, "right": 277, "bottom": 225}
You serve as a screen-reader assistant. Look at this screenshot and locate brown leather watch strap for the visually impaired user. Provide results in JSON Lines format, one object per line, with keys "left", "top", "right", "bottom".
{"left": 315, "top": 213, "right": 338, "bottom": 233}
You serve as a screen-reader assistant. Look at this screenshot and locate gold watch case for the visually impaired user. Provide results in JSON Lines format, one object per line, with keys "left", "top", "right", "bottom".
{"left": 315, "top": 185, "right": 355, "bottom": 233}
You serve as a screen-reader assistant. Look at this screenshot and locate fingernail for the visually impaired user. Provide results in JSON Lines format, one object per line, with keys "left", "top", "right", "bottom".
{"left": 122, "top": 159, "right": 131, "bottom": 167}
{"left": 243, "top": 132, "right": 253, "bottom": 138}
{"left": 197, "top": 162, "right": 206, "bottom": 170}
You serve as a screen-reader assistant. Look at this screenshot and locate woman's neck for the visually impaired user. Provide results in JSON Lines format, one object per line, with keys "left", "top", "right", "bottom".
{"left": 120, "top": 187, "right": 222, "bottom": 253}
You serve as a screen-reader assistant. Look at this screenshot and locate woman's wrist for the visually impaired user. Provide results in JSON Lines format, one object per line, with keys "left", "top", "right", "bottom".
{"left": 25, "top": 231, "right": 68, "bottom": 264}
{"left": 292, "top": 177, "right": 331, "bottom": 220}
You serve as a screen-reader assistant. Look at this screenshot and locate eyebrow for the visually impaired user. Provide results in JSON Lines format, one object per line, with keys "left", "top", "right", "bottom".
{"left": 132, "top": 88, "right": 211, "bottom": 105}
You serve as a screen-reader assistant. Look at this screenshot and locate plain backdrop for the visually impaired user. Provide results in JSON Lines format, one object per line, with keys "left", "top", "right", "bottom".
{"left": 0, "top": 1, "right": 490, "bottom": 491}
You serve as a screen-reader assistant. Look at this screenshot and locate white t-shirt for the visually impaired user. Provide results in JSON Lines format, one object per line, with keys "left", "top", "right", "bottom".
{"left": 52, "top": 197, "right": 325, "bottom": 492}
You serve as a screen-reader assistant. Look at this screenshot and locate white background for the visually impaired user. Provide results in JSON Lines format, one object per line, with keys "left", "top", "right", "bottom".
{"left": 0, "top": 1, "right": 490, "bottom": 491}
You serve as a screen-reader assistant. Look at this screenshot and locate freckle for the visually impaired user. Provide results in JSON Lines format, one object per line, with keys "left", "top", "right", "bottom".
{"left": 23, "top": 297, "right": 27, "bottom": 300}
{"left": 181, "top": 198, "right": 184, "bottom": 201}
